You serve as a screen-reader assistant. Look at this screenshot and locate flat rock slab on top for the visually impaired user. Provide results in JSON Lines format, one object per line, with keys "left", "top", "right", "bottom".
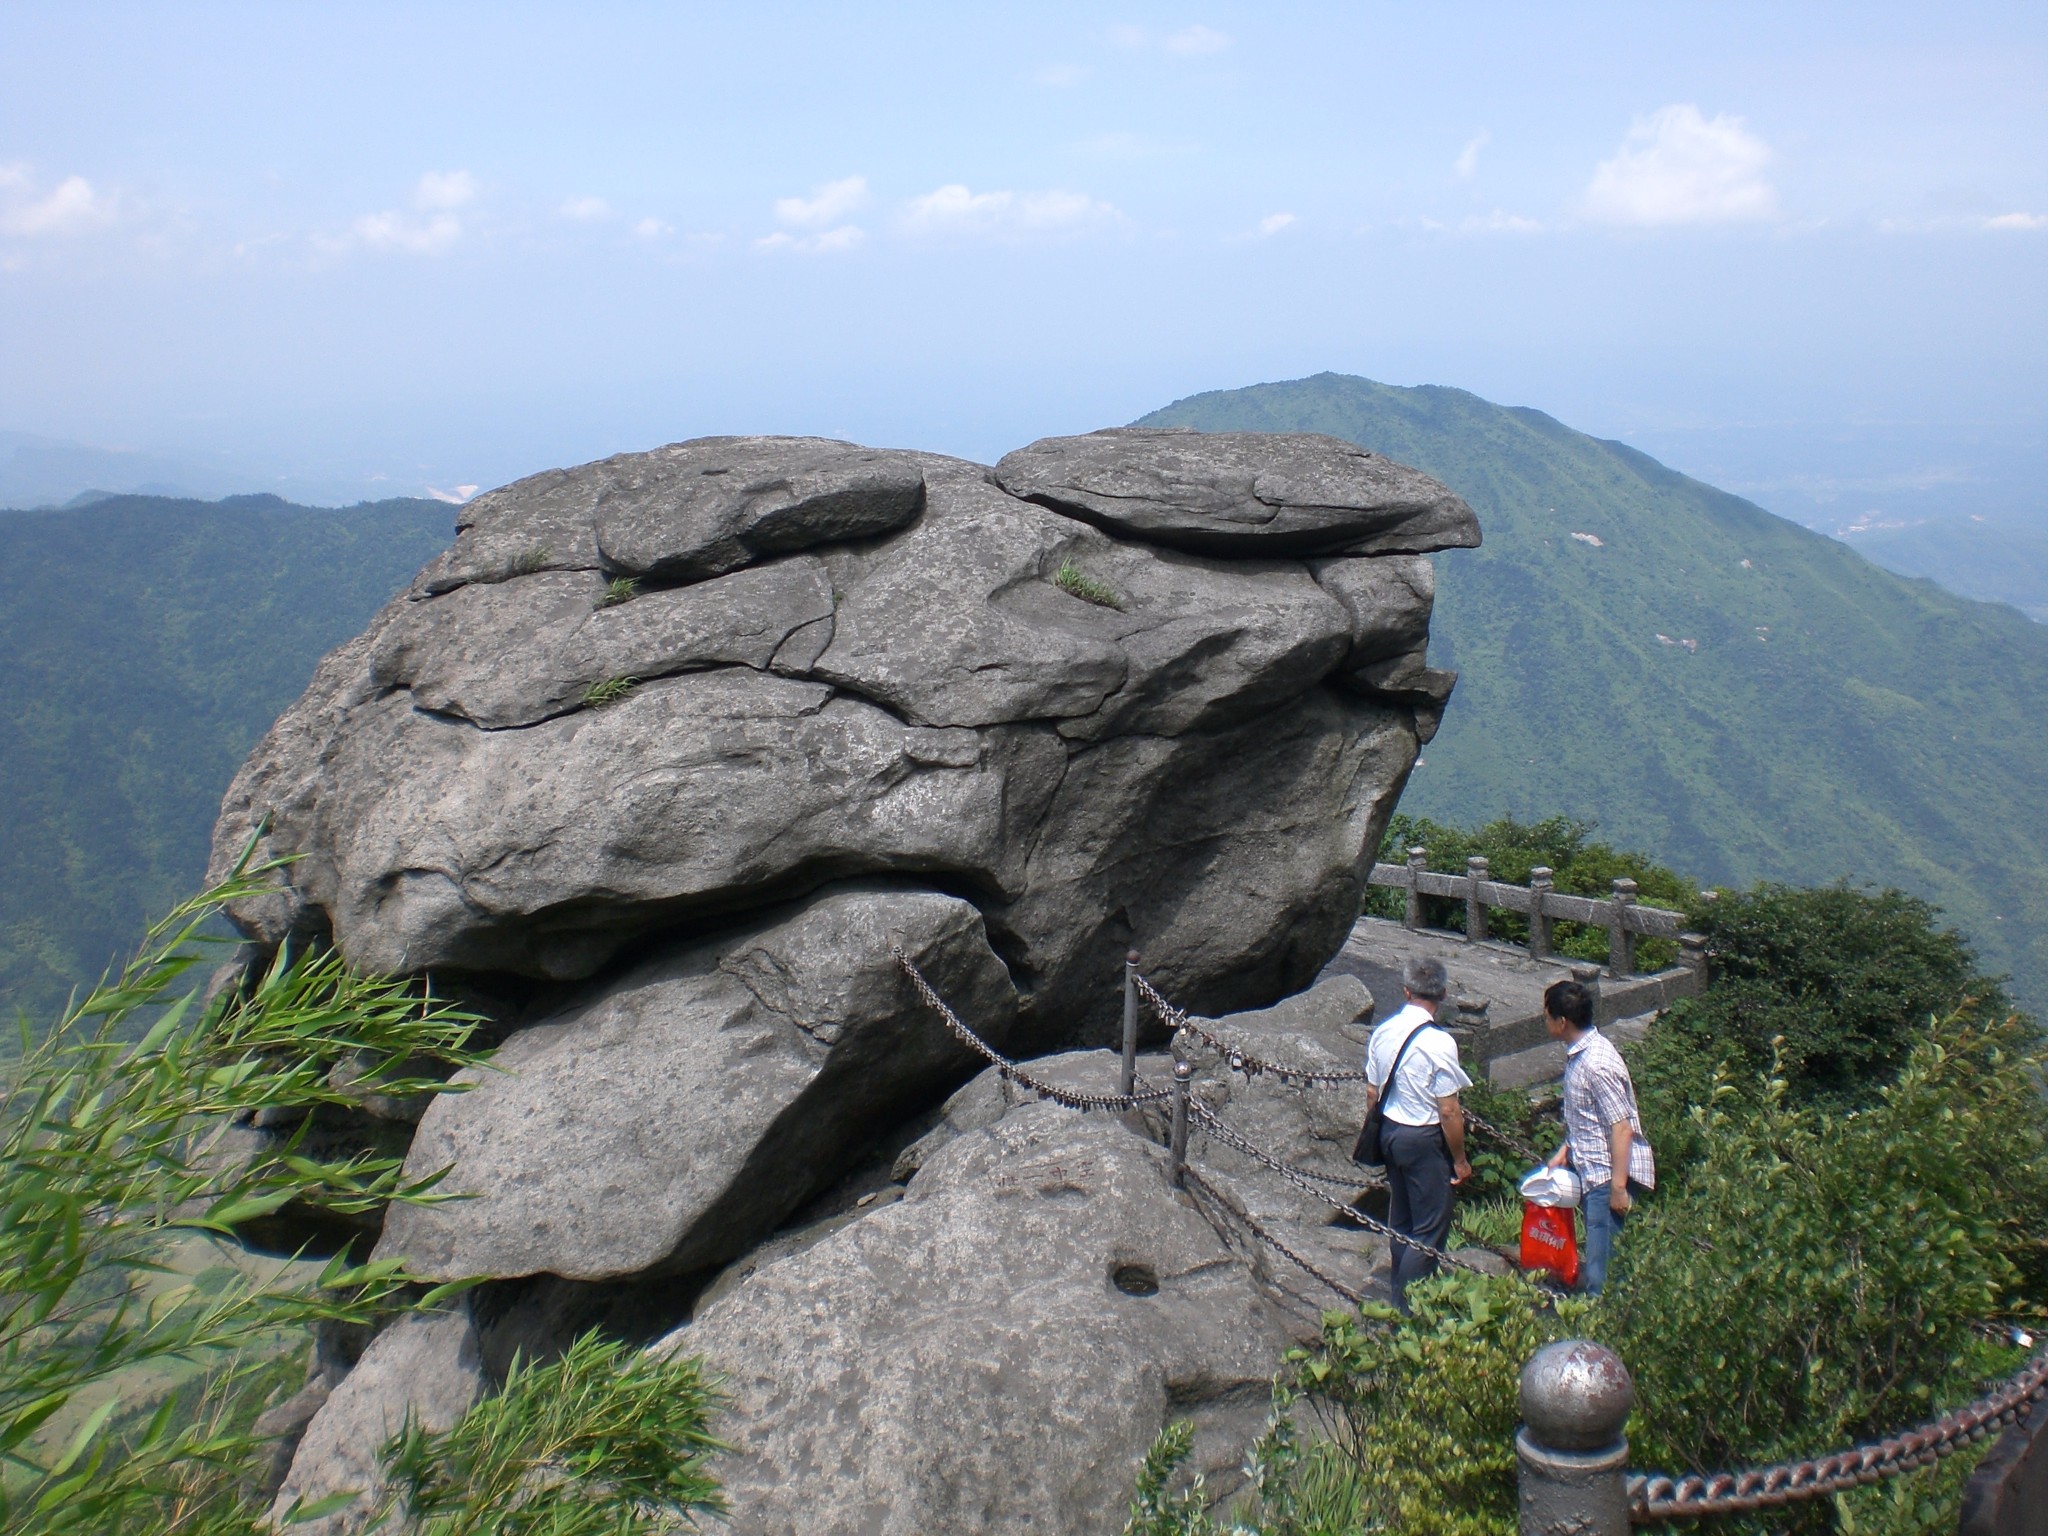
{"left": 994, "top": 428, "right": 1481, "bottom": 557}
{"left": 594, "top": 436, "right": 926, "bottom": 583}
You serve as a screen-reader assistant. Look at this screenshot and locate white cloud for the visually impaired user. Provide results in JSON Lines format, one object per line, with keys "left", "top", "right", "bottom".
{"left": 1581, "top": 104, "right": 1776, "bottom": 226}
{"left": 901, "top": 183, "right": 1120, "bottom": 239}
{"left": 1985, "top": 211, "right": 2047, "bottom": 230}
{"left": 633, "top": 215, "right": 671, "bottom": 240}
{"left": 428, "top": 484, "right": 480, "bottom": 505}
{"left": 413, "top": 170, "right": 477, "bottom": 211}
{"left": 0, "top": 167, "right": 116, "bottom": 237}
{"left": 1462, "top": 209, "right": 1542, "bottom": 233}
{"left": 1165, "top": 24, "right": 1231, "bottom": 55}
{"left": 773, "top": 175, "right": 868, "bottom": 230}
{"left": 756, "top": 223, "right": 864, "bottom": 254}
{"left": 1257, "top": 212, "right": 1296, "bottom": 237}
{"left": 1454, "top": 131, "right": 1489, "bottom": 180}
{"left": 560, "top": 195, "right": 612, "bottom": 222}
{"left": 348, "top": 210, "right": 462, "bottom": 254}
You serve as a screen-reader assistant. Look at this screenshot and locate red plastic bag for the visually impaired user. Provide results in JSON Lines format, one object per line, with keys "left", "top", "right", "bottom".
{"left": 1520, "top": 1202, "right": 1579, "bottom": 1286}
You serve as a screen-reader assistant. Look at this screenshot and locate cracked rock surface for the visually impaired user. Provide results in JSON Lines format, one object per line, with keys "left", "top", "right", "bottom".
{"left": 215, "top": 428, "right": 1474, "bottom": 1535}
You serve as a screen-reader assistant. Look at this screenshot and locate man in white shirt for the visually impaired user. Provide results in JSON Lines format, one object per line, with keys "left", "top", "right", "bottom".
{"left": 1363, "top": 957, "right": 1473, "bottom": 1312}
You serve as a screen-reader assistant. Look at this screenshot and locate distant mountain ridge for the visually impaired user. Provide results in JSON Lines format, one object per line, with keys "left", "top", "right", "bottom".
{"left": 0, "top": 492, "right": 452, "bottom": 1018}
{"left": 1138, "top": 375, "right": 2048, "bottom": 1012}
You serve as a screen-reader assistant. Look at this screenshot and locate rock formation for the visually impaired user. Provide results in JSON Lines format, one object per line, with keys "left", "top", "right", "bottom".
{"left": 212, "top": 427, "right": 1477, "bottom": 1533}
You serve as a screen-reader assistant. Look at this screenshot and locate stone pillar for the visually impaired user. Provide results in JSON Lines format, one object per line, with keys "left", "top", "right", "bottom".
{"left": 1679, "top": 932, "right": 1708, "bottom": 989}
{"left": 1466, "top": 856, "right": 1491, "bottom": 944}
{"left": 1516, "top": 1339, "right": 1634, "bottom": 1536}
{"left": 1606, "top": 879, "right": 1638, "bottom": 979}
{"left": 1528, "top": 867, "right": 1555, "bottom": 960}
{"left": 1404, "top": 846, "right": 1428, "bottom": 930}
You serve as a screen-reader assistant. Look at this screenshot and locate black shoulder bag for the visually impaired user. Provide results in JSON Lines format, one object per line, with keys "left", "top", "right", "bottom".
{"left": 1352, "top": 1022, "right": 1431, "bottom": 1167}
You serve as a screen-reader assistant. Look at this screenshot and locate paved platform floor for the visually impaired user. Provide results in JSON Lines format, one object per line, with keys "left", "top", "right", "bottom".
{"left": 1315, "top": 917, "right": 1698, "bottom": 1086}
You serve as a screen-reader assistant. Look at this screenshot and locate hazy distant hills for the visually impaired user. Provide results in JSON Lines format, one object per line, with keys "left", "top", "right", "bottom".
{"left": 1138, "top": 375, "right": 2048, "bottom": 1013}
{"left": 1843, "top": 511, "right": 2048, "bottom": 624}
{"left": 0, "top": 493, "right": 451, "bottom": 1017}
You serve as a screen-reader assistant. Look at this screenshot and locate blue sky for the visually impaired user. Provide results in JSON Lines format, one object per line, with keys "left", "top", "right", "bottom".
{"left": 1, "top": 2, "right": 2042, "bottom": 517}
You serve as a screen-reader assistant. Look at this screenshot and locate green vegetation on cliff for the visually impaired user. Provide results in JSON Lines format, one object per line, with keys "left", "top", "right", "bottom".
{"left": 1138, "top": 374, "right": 2048, "bottom": 1013}
{"left": 0, "top": 493, "right": 450, "bottom": 1020}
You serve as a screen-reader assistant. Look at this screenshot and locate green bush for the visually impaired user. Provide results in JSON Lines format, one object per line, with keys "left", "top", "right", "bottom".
{"left": 1637, "top": 882, "right": 2011, "bottom": 1113}
{"left": 0, "top": 870, "right": 726, "bottom": 1536}
{"left": 1365, "top": 815, "right": 1691, "bottom": 971}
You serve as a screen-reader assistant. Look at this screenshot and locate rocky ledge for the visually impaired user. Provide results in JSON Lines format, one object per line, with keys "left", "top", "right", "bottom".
{"left": 211, "top": 427, "right": 1477, "bottom": 1534}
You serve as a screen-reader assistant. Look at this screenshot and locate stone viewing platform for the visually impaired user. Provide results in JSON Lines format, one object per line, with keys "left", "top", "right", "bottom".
{"left": 1318, "top": 916, "right": 1702, "bottom": 1085}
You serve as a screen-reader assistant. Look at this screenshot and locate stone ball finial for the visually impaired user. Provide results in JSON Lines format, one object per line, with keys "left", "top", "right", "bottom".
{"left": 1519, "top": 1340, "right": 1633, "bottom": 1451}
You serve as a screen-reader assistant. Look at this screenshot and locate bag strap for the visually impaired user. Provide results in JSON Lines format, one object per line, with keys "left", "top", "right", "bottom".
{"left": 1371, "top": 1018, "right": 1435, "bottom": 1095}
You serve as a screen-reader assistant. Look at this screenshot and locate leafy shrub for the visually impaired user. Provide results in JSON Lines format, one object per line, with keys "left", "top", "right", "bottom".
{"left": 0, "top": 870, "right": 726, "bottom": 1536}
{"left": 1364, "top": 815, "right": 1691, "bottom": 970}
{"left": 1636, "top": 881, "right": 2012, "bottom": 1113}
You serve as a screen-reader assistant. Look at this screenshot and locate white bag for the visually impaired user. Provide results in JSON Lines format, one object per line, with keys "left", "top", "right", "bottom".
{"left": 1518, "top": 1165, "right": 1584, "bottom": 1209}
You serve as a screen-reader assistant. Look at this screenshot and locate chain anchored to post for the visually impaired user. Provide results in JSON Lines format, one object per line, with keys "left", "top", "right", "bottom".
{"left": 1121, "top": 949, "right": 1140, "bottom": 1099}
{"left": 1517, "top": 1340, "right": 1634, "bottom": 1536}
{"left": 1169, "top": 1059, "right": 1193, "bottom": 1187}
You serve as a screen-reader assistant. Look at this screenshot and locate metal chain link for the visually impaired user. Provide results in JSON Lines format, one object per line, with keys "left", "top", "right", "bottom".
{"left": 1628, "top": 1344, "right": 2048, "bottom": 1519}
{"left": 892, "top": 949, "right": 1171, "bottom": 1111}
{"left": 1139, "top": 970, "right": 1551, "bottom": 1168}
{"left": 1182, "top": 1164, "right": 1369, "bottom": 1309}
{"left": 1187, "top": 1099, "right": 1503, "bottom": 1280}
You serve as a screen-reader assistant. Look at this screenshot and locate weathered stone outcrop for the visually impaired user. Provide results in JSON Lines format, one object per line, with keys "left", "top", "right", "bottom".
{"left": 672, "top": 1102, "right": 1298, "bottom": 1536}
{"left": 216, "top": 426, "right": 1476, "bottom": 1534}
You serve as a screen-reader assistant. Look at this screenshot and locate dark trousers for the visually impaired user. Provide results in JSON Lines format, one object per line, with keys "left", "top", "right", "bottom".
{"left": 1383, "top": 1122, "right": 1454, "bottom": 1312}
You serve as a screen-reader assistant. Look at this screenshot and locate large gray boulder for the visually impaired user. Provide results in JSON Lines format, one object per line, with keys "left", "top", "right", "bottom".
{"left": 994, "top": 428, "right": 1481, "bottom": 557}
{"left": 376, "top": 886, "right": 1017, "bottom": 1282}
{"left": 270, "top": 1303, "right": 486, "bottom": 1536}
{"left": 210, "top": 426, "right": 1479, "bottom": 1530}
{"left": 670, "top": 1102, "right": 1301, "bottom": 1536}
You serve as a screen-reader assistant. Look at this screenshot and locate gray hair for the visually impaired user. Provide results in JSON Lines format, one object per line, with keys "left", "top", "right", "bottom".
{"left": 1403, "top": 957, "right": 1449, "bottom": 1001}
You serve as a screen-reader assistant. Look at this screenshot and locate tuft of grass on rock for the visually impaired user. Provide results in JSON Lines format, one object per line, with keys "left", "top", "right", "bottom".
{"left": 582, "top": 675, "right": 638, "bottom": 708}
{"left": 596, "top": 576, "right": 640, "bottom": 609}
{"left": 1053, "top": 556, "right": 1120, "bottom": 609}
{"left": 510, "top": 545, "right": 553, "bottom": 576}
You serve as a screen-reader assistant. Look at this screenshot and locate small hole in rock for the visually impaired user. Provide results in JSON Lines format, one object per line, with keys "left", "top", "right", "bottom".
{"left": 1112, "top": 1264, "right": 1160, "bottom": 1297}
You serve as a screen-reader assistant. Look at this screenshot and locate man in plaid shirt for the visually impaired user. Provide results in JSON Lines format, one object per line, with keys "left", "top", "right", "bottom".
{"left": 1539, "top": 979, "right": 1655, "bottom": 1294}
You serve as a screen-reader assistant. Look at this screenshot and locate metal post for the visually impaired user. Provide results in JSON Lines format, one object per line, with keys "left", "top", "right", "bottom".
{"left": 1169, "top": 1060, "right": 1192, "bottom": 1187}
{"left": 1528, "top": 867, "right": 1555, "bottom": 960}
{"left": 1466, "top": 856, "right": 1490, "bottom": 944}
{"left": 1121, "top": 950, "right": 1141, "bottom": 1099}
{"left": 1517, "top": 1340, "right": 1634, "bottom": 1536}
{"left": 1404, "top": 846, "right": 1428, "bottom": 930}
{"left": 1607, "top": 879, "right": 1638, "bottom": 979}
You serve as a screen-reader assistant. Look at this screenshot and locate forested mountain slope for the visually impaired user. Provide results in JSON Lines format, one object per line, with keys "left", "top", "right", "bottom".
{"left": 1139, "top": 375, "right": 2048, "bottom": 1011}
{"left": 0, "top": 494, "right": 451, "bottom": 1017}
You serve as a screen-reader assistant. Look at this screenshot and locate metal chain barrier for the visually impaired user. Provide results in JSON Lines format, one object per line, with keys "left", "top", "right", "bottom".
{"left": 892, "top": 948, "right": 1171, "bottom": 1111}
{"left": 1135, "top": 970, "right": 1548, "bottom": 1165}
{"left": 1182, "top": 1163, "right": 1369, "bottom": 1309}
{"left": 1627, "top": 1343, "right": 2048, "bottom": 1520}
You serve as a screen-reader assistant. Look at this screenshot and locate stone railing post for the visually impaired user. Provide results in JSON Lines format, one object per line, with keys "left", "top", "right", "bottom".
{"left": 1466, "top": 856, "right": 1490, "bottom": 944}
{"left": 1517, "top": 1339, "right": 1634, "bottom": 1536}
{"left": 1607, "top": 879, "right": 1638, "bottom": 979}
{"left": 1121, "top": 950, "right": 1140, "bottom": 1098}
{"left": 1404, "top": 846, "right": 1428, "bottom": 930}
{"left": 1527, "top": 867, "right": 1555, "bottom": 960}
{"left": 1679, "top": 932, "right": 1708, "bottom": 989}
{"left": 1449, "top": 995, "right": 1488, "bottom": 1056}
{"left": 1169, "top": 1060, "right": 1193, "bottom": 1187}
